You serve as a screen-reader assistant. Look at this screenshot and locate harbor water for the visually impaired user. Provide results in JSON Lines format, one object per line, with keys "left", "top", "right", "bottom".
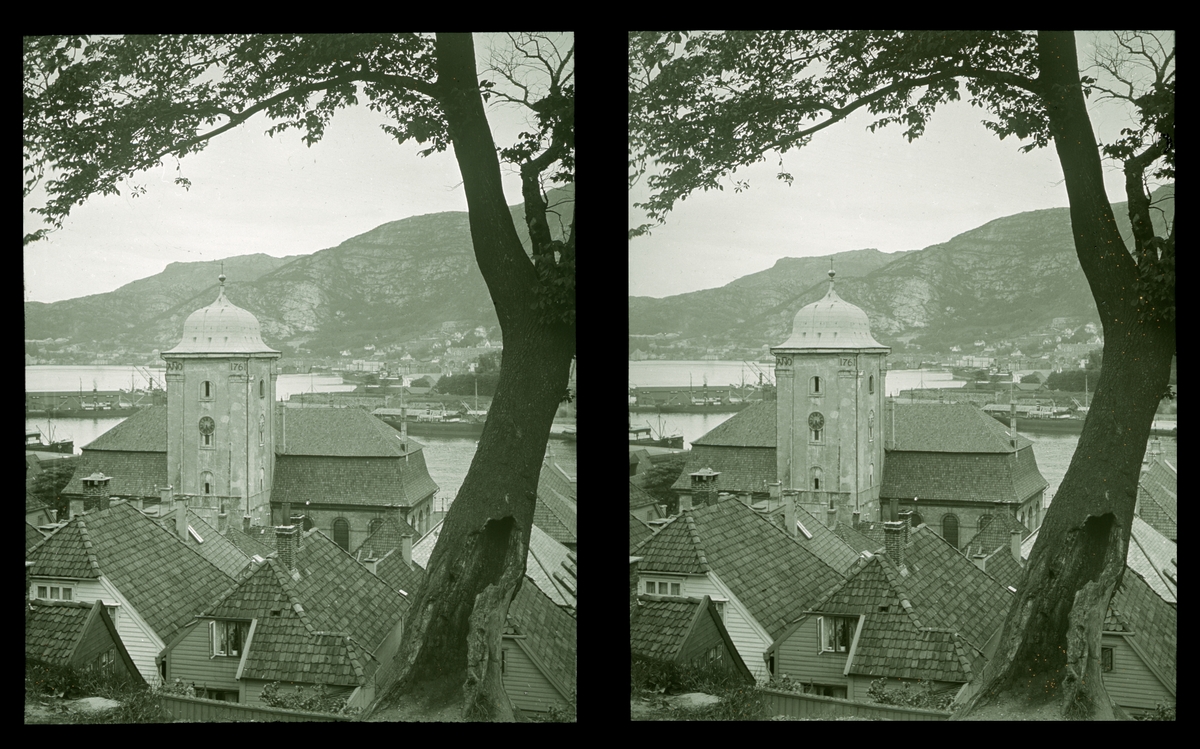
{"left": 26, "top": 365, "right": 575, "bottom": 510}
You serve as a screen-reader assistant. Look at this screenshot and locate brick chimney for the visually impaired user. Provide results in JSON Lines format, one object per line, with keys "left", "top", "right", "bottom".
{"left": 217, "top": 510, "right": 228, "bottom": 534}
{"left": 159, "top": 485, "right": 174, "bottom": 515}
{"left": 82, "top": 472, "right": 112, "bottom": 512}
{"left": 783, "top": 489, "right": 797, "bottom": 537}
{"left": 276, "top": 525, "right": 298, "bottom": 573}
{"left": 401, "top": 531, "right": 413, "bottom": 567}
{"left": 1011, "top": 530, "right": 1023, "bottom": 563}
{"left": 889, "top": 497, "right": 898, "bottom": 522}
{"left": 826, "top": 505, "right": 837, "bottom": 530}
{"left": 852, "top": 510, "right": 861, "bottom": 529}
{"left": 175, "top": 496, "right": 188, "bottom": 540}
{"left": 884, "top": 521, "right": 906, "bottom": 569}
{"left": 281, "top": 501, "right": 291, "bottom": 528}
{"left": 678, "top": 495, "right": 693, "bottom": 513}
{"left": 898, "top": 509, "right": 913, "bottom": 547}
{"left": 243, "top": 515, "right": 252, "bottom": 533}
{"left": 69, "top": 498, "right": 84, "bottom": 520}
{"left": 291, "top": 515, "right": 304, "bottom": 552}
{"left": 769, "top": 481, "right": 782, "bottom": 512}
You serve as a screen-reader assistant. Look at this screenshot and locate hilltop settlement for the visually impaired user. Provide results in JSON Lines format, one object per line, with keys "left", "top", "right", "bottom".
{"left": 630, "top": 272, "right": 1175, "bottom": 718}
{"left": 27, "top": 277, "right": 576, "bottom": 720}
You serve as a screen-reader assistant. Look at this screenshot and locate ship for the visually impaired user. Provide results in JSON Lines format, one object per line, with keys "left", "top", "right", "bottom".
{"left": 25, "top": 427, "right": 74, "bottom": 454}
{"left": 629, "top": 417, "right": 684, "bottom": 449}
{"left": 372, "top": 404, "right": 487, "bottom": 437}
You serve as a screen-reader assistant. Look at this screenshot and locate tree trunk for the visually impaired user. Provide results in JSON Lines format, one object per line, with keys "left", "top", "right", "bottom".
{"left": 383, "top": 33, "right": 575, "bottom": 721}
{"left": 958, "top": 31, "right": 1175, "bottom": 720}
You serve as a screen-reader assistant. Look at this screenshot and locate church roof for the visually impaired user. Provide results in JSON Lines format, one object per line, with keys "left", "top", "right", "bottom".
{"left": 692, "top": 400, "right": 776, "bottom": 447}
{"left": 880, "top": 448, "right": 1047, "bottom": 505}
{"left": 162, "top": 277, "right": 279, "bottom": 356}
{"left": 273, "top": 451, "right": 438, "bottom": 509}
{"left": 82, "top": 405, "right": 167, "bottom": 452}
{"left": 276, "top": 406, "right": 420, "bottom": 458}
{"left": 670, "top": 443, "right": 777, "bottom": 495}
{"left": 884, "top": 402, "right": 1034, "bottom": 453}
{"left": 773, "top": 272, "right": 887, "bottom": 351}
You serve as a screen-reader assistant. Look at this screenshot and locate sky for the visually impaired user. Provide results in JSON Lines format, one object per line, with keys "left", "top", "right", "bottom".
{"left": 629, "top": 31, "right": 1172, "bottom": 299}
{"left": 23, "top": 34, "right": 567, "bottom": 304}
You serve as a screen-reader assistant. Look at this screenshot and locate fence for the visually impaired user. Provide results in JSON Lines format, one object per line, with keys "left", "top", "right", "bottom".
{"left": 159, "top": 693, "right": 353, "bottom": 722}
{"left": 760, "top": 688, "right": 951, "bottom": 721}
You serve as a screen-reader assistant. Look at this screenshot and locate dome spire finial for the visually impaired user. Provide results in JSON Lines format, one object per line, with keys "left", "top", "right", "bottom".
{"left": 828, "top": 259, "right": 836, "bottom": 292}
{"left": 219, "top": 262, "right": 226, "bottom": 287}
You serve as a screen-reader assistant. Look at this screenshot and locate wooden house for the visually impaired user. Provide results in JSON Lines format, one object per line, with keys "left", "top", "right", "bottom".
{"left": 631, "top": 594, "right": 754, "bottom": 684}
{"left": 159, "top": 526, "right": 406, "bottom": 708}
{"left": 765, "top": 521, "right": 1012, "bottom": 699}
{"left": 630, "top": 498, "right": 845, "bottom": 682}
{"left": 26, "top": 500, "right": 237, "bottom": 685}
{"left": 25, "top": 599, "right": 145, "bottom": 684}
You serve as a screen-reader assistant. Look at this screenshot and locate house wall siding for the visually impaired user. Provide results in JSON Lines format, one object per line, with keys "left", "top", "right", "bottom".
{"left": 502, "top": 641, "right": 564, "bottom": 713}
{"left": 775, "top": 617, "right": 851, "bottom": 695}
{"left": 676, "top": 610, "right": 725, "bottom": 666}
{"left": 687, "top": 573, "right": 772, "bottom": 681}
{"left": 72, "top": 611, "right": 116, "bottom": 669}
{"left": 1101, "top": 635, "right": 1174, "bottom": 713}
{"left": 166, "top": 621, "right": 241, "bottom": 694}
{"left": 31, "top": 576, "right": 164, "bottom": 686}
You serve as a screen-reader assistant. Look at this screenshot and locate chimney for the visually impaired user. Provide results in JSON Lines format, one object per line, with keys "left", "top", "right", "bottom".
{"left": 852, "top": 510, "right": 861, "bottom": 530}
{"left": 826, "top": 505, "right": 837, "bottom": 530}
{"left": 159, "top": 485, "right": 173, "bottom": 514}
{"left": 291, "top": 515, "right": 304, "bottom": 552}
{"left": 884, "top": 521, "right": 905, "bottom": 569}
{"left": 281, "top": 501, "right": 291, "bottom": 528}
{"left": 679, "top": 495, "right": 693, "bottom": 513}
{"left": 889, "top": 497, "right": 898, "bottom": 522}
{"left": 82, "top": 472, "right": 112, "bottom": 512}
{"left": 217, "top": 510, "right": 228, "bottom": 534}
{"left": 276, "top": 525, "right": 298, "bottom": 572}
{"left": 784, "top": 489, "right": 797, "bottom": 537}
{"left": 69, "top": 498, "right": 84, "bottom": 520}
{"left": 1011, "top": 530, "right": 1023, "bottom": 563}
{"left": 739, "top": 491, "right": 752, "bottom": 507}
{"left": 243, "top": 515, "right": 252, "bottom": 533}
{"left": 366, "top": 556, "right": 378, "bottom": 576}
{"left": 175, "top": 496, "right": 188, "bottom": 540}
{"left": 898, "top": 509, "right": 913, "bottom": 547}
{"left": 401, "top": 532, "right": 413, "bottom": 567}
{"left": 133, "top": 497, "right": 143, "bottom": 513}
{"left": 769, "top": 481, "right": 781, "bottom": 512}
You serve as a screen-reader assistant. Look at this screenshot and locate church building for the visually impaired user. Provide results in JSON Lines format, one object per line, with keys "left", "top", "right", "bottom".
{"left": 62, "top": 274, "right": 438, "bottom": 551}
{"left": 672, "top": 270, "right": 1046, "bottom": 551}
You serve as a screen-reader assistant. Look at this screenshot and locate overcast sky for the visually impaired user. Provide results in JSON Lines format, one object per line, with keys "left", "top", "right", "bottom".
{"left": 23, "top": 34, "right": 561, "bottom": 304}
{"left": 629, "top": 31, "right": 1169, "bottom": 299}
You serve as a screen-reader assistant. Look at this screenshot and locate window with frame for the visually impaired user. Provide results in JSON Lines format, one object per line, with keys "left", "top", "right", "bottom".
{"left": 1101, "top": 647, "right": 1113, "bottom": 672}
{"left": 210, "top": 620, "right": 250, "bottom": 657}
{"left": 818, "top": 615, "right": 854, "bottom": 653}
{"left": 202, "top": 471, "right": 214, "bottom": 495}
{"left": 36, "top": 585, "right": 73, "bottom": 601}
{"left": 643, "top": 579, "right": 682, "bottom": 596}
{"left": 869, "top": 375, "right": 875, "bottom": 394}
{"left": 201, "top": 381, "right": 213, "bottom": 399}
{"left": 811, "top": 376, "right": 822, "bottom": 394}
{"left": 259, "top": 379, "right": 265, "bottom": 398}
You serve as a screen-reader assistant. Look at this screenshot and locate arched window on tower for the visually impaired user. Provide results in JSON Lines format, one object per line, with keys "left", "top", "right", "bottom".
{"left": 201, "top": 381, "right": 213, "bottom": 400}
{"left": 942, "top": 514, "right": 960, "bottom": 549}
{"left": 201, "top": 471, "right": 214, "bottom": 495}
{"left": 333, "top": 518, "right": 350, "bottom": 550}
{"left": 811, "top": 376, "right": 822, "bottom": 394}
{"left": 811, "top": 466, "right": 823, "bottom": 491}
{"left": 869, "top": 375, "right": 875, "bottom": 394}
{"left": 259, "top": 379, "right": 265, "bottom": 398}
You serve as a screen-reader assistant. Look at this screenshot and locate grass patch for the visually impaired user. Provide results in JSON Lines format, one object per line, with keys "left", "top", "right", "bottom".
{"left": 631, "top": 656, "right": 767, "bottom": 721}
{"left": 26, "top": 661, "right": 169, "bottom": 724}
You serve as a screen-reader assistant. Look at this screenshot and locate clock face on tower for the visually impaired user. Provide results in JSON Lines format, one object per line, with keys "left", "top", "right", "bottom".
{"left": 808, "top": 412, "right": 825, "bottom": 431}
{"left": 199, "top": 416, "right": 215, "bottom": 435}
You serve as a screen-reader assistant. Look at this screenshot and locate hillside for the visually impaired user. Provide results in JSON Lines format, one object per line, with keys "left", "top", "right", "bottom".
{"left": 629, "top": 185, "right": 1173, "bottom": 357}
{"left": 24, "top": 185, "right": 573, "bottom": 359}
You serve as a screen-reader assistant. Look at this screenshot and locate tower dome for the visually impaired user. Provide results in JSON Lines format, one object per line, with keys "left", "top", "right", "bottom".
{"left": 775, "top": 270, "right": 886, "bottom": 350}
{"left": 162, "top": 274, "right": 279, "bottom": 355}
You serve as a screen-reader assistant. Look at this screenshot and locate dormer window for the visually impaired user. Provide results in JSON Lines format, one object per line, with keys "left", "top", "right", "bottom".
{"left": 210, "top": 620, "right": 250, "bottom": 657}
{"left": 818, "top": 615, "right": 854, "bottom": 653}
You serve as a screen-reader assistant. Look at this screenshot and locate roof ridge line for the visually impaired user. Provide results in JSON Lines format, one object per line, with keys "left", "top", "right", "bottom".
{"left": 683, "top": 512, "right": 710, "bottom": 570}
{"left": 76, "top": 515, "right": 103, "bottom": 578}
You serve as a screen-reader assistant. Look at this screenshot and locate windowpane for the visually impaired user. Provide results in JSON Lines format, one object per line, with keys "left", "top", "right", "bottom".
{"left": 1102, "top": 647, "right": 1113, "bottom": 672}
{"left": 670, "top": 583, "right": 681, "bottom": 596}
{"left": 645, "top": 582, "right": 654, "bottom": 594}
{"left": 658, "top": 582, "right": 668, "bottom": 594}
{"left": 62, "top": 588, "right": 71, "bottom": 601}
{"left": 38, "top": 586, "right": 47, "bottom": 599}
{"left": 50, "top": 587, "right": 60, "bottom": 599}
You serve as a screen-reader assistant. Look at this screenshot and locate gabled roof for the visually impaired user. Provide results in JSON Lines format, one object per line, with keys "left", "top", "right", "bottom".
{"left": 27, "top": 521, "right": 49, "bottom": 552}
{"left": 373, "top": 548, "right": 426, "bottom": 600}
{"left": 62, "top": 451, "right": 167, "bottom": 499}
{"left": 82, "top": 405, "right": 167, "bottom": 452}
{"left": 880, "top": 447, "right": 1047, "bottom": 505}
{"left": 535, "top": 460, "right": 577, "bottom": 547}
{"left": 153, "top": 510, "right": 253, "bottom": 579}
{"left": 630, "top": 594, "right": 753, "bottom": 683}
{"left": 760, "top": 503, "right": 862, "bottom": 574}
{"left": 629, "top": 480, "right": 660, "bottom": 512}
{"left": 224, "top": 523, "right": 276, "bottom": 559}
{"left": 833, "top": 520, "right": 885, "bottom": 555}
{"left": 980, "top": 544, "right": 1024, "bottom": 591}
{"left": 353, "top": 514, "right": 419, "bottom": 562}
{"left": 275, "top": 405, "right": 419, "bottom": 458}
{"left": 692, "top": 401, "right": 776, "bottom": 448}
{"left": 273, "top": 450, "right": 438, "bottom": 509}
{"left": 962, "top": 513, "right": 1030, "bottom": 559}
{"left": 507, "top": 579, "right": 577, "bottom": 701}
{"left": 884, "top": 402, "right": 1035, "bottom": 453}
{"left": 1109, "top": 567, "right": 1176, "bottom": 696}
{"left": 1136, "top": 457, "right": 1176, "bottom": 541}
{"left": 634, "top": 500, "right": 845, "bottom": 638}
{"left": 669, "top": 443, "right": 777, "bottom": 495}
{"left": 26, "top": 599, "right": 103, "bottom": 665}
{"left": 27, "top": 502, "right": 235, "bottom": 643}
{"left": 630, "top": 512, "right": 656, "bottom": 554}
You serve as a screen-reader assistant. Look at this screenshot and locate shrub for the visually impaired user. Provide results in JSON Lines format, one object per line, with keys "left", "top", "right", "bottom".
{"left": 25, "top": 660, "right": 168, "bottom": 724}
{"left": 259, "top": 681, "right": 360, "bottom": 716}
{"left": 1134, "top": 703, "right": 1176, "bottom": 721}
{"left": 866, "top": 678, "right": 956, "bottom": 712}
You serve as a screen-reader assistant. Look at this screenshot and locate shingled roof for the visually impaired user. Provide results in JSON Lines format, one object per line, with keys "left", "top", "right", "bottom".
{"left": 1136, "top": 456, "right": 1177, "bottom": 542}
{"left": 276, "top": 406, "right": 416, "bottom": 457}
{"left": 507, "top": 578, "right": 577, "bottom": 702}
{"left": 962, "top": 512, "right": 1030, "bottom": 558}
{"left": 630, "top": 594, "right": 752, "bottom": 683}
{"left": 26, "top": 599, "right": 102, "bottom": 665}
{"left": 153, "top": 509, "right": 254, "bottom": 579}
{"left": 83, "top": 405, "right": 167, "bottom": 452}
{"left": 273, "top": 451, "right": 438, "bottom": 509}
{"left": 693, "top": 401, "right": 776, "bottom": 447}
{"left": 669, "top": 443, "right": 777, "bottom": 495}
{"left": 880, "top": 447, "right": 1046, "bottom": 505}
{"left": 760, "top": 503, "right": 862, "bottom": 574}
{"left": 352, "top": 514, "right": 419, "bottom": 562}
{"left": 633, "top": 500, "right": 845, "bottom": 638}
{"left": 884, "top": 402, "right": 1034, "bottom": 453}
{"left": 1108, "top": 566, "right": 1176, "bottom": 697}
{"left": 27, "top": 502, "right": 236, "bottom": 643}
{"left": 373, "top": 547, "right": 426, "bottom": 599}
{"left": 535, "top": 460, "right": 577, "bottom": 547}
{"left": 630, "top": 512, "right": 655, "bottom": 554}
{"left": 62, "top": 451, "right": 167, "bottom": 499}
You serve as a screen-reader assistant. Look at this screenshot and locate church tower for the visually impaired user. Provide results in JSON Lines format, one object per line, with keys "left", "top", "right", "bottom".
{"left": 771, "top": 270, "right": 888, "bottom": 527}
{"left": 161, "top": 274, "right": 280, "bottom": 526}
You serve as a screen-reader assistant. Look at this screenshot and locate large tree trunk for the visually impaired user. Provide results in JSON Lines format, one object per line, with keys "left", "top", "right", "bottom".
{"left": 958, "top": 32, "right": 1174, "bottom": 720}
{"left": 383, "top": 33, "right": 575, "bottom": 721}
